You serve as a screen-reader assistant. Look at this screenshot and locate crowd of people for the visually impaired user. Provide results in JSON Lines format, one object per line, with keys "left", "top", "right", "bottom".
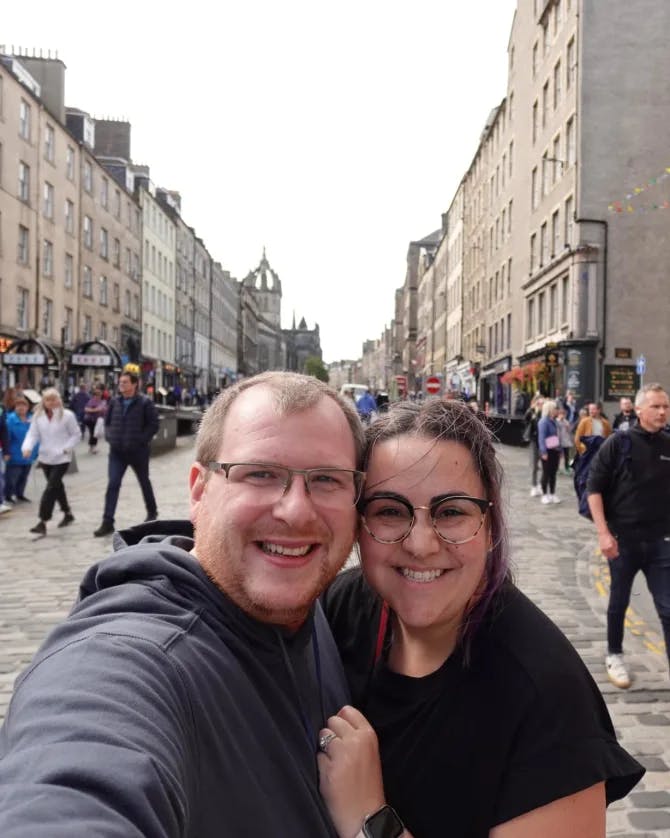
{"left": 0, "top": 372, "right": 666, "bottom": 836}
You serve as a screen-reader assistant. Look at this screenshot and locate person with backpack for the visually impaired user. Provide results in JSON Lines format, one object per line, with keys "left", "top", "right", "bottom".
{"left": 586, "top": 383, "right": 670, "bottom": 689}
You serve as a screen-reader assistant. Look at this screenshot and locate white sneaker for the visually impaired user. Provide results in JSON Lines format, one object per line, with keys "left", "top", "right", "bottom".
{"left": 606, "top": 654, "right": 631, "bottom": 689}
{"left": 541, "top": 495, "right": 552, "bottom": 504}
{"left": 530, "top": 486, "right": 542, "bottom": 497}
{"left": 0, "top": 503, "right": 13, "bottom": 514}
{"left": 551, "top": 494, "right": 561, "bottom": 504}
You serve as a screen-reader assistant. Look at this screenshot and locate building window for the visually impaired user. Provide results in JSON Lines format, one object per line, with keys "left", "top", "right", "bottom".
{"left": 114, "top": 189, "right": 121, "bottom": 219}
{"left": 532, "top": 101, "right": 538, "bottom": 144}
{"left": 43, "top": 239, "right": 54, "bottom": 277}
{"left": 65, "top": 253, "right": 74, "bottom": 288}
{"left": 17, "top": 287, "right": 29, "bottom": 330}
{"left": 17, "top": 225, "right": 29, "bottom": 264}
{"left": 42, "top": 297, "right": 53, "bottom": 337}
{"left": 542, "top": 152, "right": 549, "bottom": 196}
{"left": 83, "top": 160, "right": 93, "bottom": 193}
{"left": 552, "top": 210, "right": 560, "bottom": 256}
{"left": 124, "top": 289, "right": 131, "bottom": 317}
{"left": 549, "top": 283, "right": 558, "bottom": 330}
{"left": 564, "top": 195, "right": 574, "bottom": 245}
{"left": 113, "top": 237, "right": 121, "bottom": 267}
{"left": 43, "top": 181, "right": 55, "bottom": 219}
{"left": 65, "top": 199, "right": 75, "bottom": 234}
{"left": 66, "top": 146, "right": 75, "bottom": 180}
{"left": 83, "top": 215, "right": 93, "bottom": 249}
{"left": 44, "top": 124, "right": 55, "bottom": 162}
{"left": 100, "top": 227, "right": 109, "bottom": 260}
{"left": 552, "top": 134, "right": 561, "bottom": 182}
{"left": 566, "top": 116, "right": 576, "bottom": 164}
{"left": 508, "top": 200, "right": 513, "bottom": 234}
{"left": 527, "top": 298, "right": 535, "bottom": 339}
{"left": 113, "top": 282, "right": 120, "bottom": 312}
{"left": 112, "top": 326, "right": 119, "bottom": 346}
{"left": 19, "top": 99, "right": 31, "bottom": 140}
{"left": 561, "top": 274, "right": 570, "bottom": 323}
{"left": 83, "top": 265, "right": 93, "bottom": 298}
{"left": 100, "top": 321, "right": 107, "bottom": 341}
{"left": 100, "top": 275, "right": 108, "bottom": 306}
{"left": 507, "top": 313, "right": 512, "bottom": 348}
{"left": 542, "top": 81, "right": 549, "bottom": 128}
{"left": 18, "top": 161, "right": 30, "bottom": 202}
{"left": 538, "top": 291, "right": 545, "bottom": 334}
{"left": 531, "top": 167, "right": 538, "bottom": 210}
{"left": 64, "top": 307, "right": 73, "bottom": 344}
{"left": 540, "top": 222, "right": 548, "bottom": 265}
{"left": 101, "top": 177, "right": 108, "bottom": 209}
{"left": 83, "top": 315, "right": 92, "bottom": 341}
{"left": 530, "top": 233, "right": 537, "bottom": 272}
{"left": 567, "top": 37, "right": 576, "bottom": 89}
{"left": 532, "top": 42, "right": 538, "bottom": 77}
{"left": 553, "top": 60, "right": 562, "bottom": 109}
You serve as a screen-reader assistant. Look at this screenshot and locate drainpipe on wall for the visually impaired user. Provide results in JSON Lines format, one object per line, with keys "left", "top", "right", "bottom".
{"left": 574, "top": 215, "right": 608, "bottom": 400}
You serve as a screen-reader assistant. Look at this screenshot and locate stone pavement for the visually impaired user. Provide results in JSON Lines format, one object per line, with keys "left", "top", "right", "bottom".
{"left": 0, "top": 435, "right": 668, "bottom": 835}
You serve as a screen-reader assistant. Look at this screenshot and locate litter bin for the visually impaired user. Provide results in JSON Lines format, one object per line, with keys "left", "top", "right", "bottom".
{"left": 150, "top": 405, "right": 178, "bottom": 455}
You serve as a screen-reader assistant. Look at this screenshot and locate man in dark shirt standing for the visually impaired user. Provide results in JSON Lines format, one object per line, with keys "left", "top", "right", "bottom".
{"left": 94, "top": 372, "right": 159, "bottom": 536}
{"left": 587, "top": 383, "right": 670, "bottom": 688}
{"left": 612, "top": 396, "right": 638, "bottom": 431}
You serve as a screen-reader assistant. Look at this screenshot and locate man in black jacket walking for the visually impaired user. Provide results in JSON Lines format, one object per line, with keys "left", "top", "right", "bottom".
{"left": 587, "top": 382, "right": 670, "bottom": 689}
{"left": 94, "top": 372, "right": 159, "bottom": 536}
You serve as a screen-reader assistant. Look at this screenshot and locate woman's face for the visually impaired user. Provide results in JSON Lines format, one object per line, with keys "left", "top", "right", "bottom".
{"left": 42, "top": 393, "right": 60, "bottom": 411}
{"left": 359, "top": 434, "right": 491, "bottom": 640}
{"left": 15, "top": 401, "right": 29, "bottom": 417}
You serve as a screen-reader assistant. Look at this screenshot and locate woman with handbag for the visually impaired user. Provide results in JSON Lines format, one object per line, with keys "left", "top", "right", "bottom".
{"left": 537, "top": 399, "right": 562, "bottom": 504}
{"left": 83, "top": 385, "right": 107, "bottom": 454}
{"left": 21, "top": 389, "right": 81, "bottom": 535}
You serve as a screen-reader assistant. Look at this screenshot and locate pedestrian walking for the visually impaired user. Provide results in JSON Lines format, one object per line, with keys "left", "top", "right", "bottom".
{"left": 355, "top": 388, "right": 377, "bottom": 425}
{"left": 93, "top": 372, "right": 159, "bottom": 537}
{"left": 0, "top": 371, "right": 364, "bottom": 836}
{"left": 523, "top": 395, "right": 543, "bottom": 496}
{"left": 321, "top": 398, "right": 643, "bottom": 837}
{"left": 587, "top": 382, "right": 670, "bottom": 688}
{"left": 612, "top": 396, "right": 638, "bottom": 432}
{"left": 555, "top": 407, "right": 573, "bottom": 474}
{"left": 21, "top": 389, "right": 80, "bottom": 535}
{"left": 68, "top": 383, "right": 90, "bottom": 437}
{"left": 82, "top": 385, "right": 107, "bottom": 454}
{"left": 4, "top": 395, "right": 38, "bottom": 503}
{"left": 537, "top": 399, "right": 562, "bottom": 503}
{"left": 574, "top": 401, "right": 612, "bottom": 455}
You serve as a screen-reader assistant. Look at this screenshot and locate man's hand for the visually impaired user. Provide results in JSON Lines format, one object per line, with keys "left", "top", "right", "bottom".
{"left": 598, "top": 530, "right": 619, "bottom": 560}
{"left": 318, "top": 705, "right": 385, "bottom": 838}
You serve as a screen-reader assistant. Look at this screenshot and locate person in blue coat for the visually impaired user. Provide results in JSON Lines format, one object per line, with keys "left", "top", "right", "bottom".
{"left": 5, "top": 395, "right": 38, "bottom": 502}
{"left": 355, "top": 388, "right": 377, "bottom": 424}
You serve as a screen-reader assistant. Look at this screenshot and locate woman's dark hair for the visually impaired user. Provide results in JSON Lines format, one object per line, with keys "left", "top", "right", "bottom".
{"left": 362, "top": 398, "right": 512, "bottom": 657}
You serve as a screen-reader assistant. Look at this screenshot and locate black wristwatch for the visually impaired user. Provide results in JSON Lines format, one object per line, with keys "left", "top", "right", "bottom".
{"left": 361, "top": 804, "right": 405, "bottom": 838}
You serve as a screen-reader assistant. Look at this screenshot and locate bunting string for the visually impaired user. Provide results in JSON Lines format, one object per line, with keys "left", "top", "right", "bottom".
{"left": 608, "top": 166, "right": 670, "bottom": 213}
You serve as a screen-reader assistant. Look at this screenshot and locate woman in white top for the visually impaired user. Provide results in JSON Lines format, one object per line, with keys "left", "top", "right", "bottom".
{"left": 22, "top": 388, "right": 81, "bottom": 535}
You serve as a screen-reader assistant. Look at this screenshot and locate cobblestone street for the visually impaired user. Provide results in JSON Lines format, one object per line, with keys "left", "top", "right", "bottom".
{"left": 0, "top": 434, "right": 668, "bottom": 835}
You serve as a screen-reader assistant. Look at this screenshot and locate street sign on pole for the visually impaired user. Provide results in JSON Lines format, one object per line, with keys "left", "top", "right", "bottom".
{"left": 636, "top": 354, "right": 646, "bottom": 387}
{"left": 425, "top": 375, "right": 441, "bottom": 395}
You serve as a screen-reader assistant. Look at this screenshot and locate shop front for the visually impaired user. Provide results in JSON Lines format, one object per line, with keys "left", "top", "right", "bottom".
{"left": 480, "top": 356, "right": 512, "bottom": 416}
{"left": 517, "top": 339, "right": 598, "bottom": 409}
{"left": 1, "top": 338, "right": 61, "bottom": 392}
{"left": 70, "top": 340, "right": 122, "bottom": 393}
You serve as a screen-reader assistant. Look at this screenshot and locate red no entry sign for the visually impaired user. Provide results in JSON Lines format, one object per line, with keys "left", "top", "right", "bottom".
{"left": 426, "top": 376, "right": 441, "bottom": 394}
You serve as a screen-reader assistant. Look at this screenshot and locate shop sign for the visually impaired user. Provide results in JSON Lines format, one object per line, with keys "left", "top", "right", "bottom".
{"left": 3, "top": 353, "right": 46, "bottom": 365}
{"left": 604, "top": 365, "right": 639, "bottom": 400}
{"left": 71, "top": 354, "right": 113, "bottom": 367}
{"left": 0, "top": 337, "right": 14, "bottom": 353}
{"left": 545, "top": 350, "right": 560, "bottom": 367}
{"left": 614, "top": 347, "right": 632, "bottom": 360}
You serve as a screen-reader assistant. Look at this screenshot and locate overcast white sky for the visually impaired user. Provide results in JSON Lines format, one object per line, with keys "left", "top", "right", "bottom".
{"left": 3, "top": 0, "right": 517, "bottom": 362}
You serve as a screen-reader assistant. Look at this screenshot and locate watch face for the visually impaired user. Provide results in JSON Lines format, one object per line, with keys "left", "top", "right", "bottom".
{"left": 363, "top": 805, "right": 404, "bottom": 838}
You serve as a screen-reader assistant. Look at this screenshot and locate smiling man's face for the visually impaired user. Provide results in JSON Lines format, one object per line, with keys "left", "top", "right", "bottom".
{"left": 189, "top": 386, "right": 358, "bottom": 628}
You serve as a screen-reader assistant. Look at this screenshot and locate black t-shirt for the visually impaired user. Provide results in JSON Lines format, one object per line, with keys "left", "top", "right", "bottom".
{"left": 322, "top": 569, "right": 644, "bottom": 838}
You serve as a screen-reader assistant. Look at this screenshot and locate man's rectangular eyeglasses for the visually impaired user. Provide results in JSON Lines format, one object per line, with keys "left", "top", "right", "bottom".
{"left": 358, "top": 493, "right": 492, "bottom": 544}
{"left": 207, "top": 462, "right": 365, "bottom": 507}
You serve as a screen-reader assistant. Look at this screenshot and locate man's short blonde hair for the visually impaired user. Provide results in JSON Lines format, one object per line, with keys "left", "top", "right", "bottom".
{"left": 195, "top": 371, "right": 365, "bottom": 469}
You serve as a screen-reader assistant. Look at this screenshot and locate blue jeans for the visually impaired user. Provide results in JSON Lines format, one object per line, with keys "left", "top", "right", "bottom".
{"left": 103, "top": 447, "right": 157, "bottom": 525}
{"left": 5, "top": 463, "right": 32, "bottom": 500}
{"left": 607, "top": 535, "right": 670, "bottom": 670}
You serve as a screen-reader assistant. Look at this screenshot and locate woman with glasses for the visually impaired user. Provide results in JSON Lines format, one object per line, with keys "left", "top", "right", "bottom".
{"left": 320, "top": 399, "right": 642, "bottom": 838}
